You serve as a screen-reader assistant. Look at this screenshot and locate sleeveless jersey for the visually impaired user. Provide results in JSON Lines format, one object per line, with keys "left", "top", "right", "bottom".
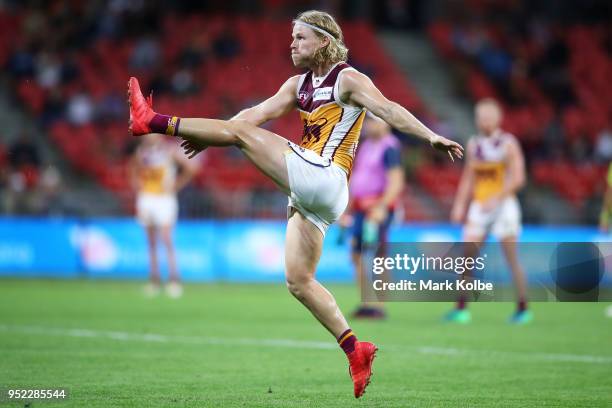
{"left": 471, "top": 130, "right": 515, "bottom": 203}
{"left": 136, "top": 141, "right": 176, "bottom": 195}
{"left": 350, "top": 134, "right": 401, "bottom": 204}
{"left": 296, "top": 62, "right": 366, "bottom": 176}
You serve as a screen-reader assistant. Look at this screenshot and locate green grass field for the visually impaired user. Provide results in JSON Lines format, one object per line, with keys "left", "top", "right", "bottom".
{"left": 0, "top": 279, "right": 611, "bottom": 407}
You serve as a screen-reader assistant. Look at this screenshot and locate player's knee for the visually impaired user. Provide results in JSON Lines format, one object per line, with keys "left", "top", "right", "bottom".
{"left": 285, "top": 274, "right": 310, "bottom": 300}
{"left": 285, "top": 278, "right": 302, "bottom": 299}
{"left": 228, "top": 119, "right": 255, "bottom": 147}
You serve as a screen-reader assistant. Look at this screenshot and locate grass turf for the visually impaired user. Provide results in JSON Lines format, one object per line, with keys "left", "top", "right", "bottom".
{"left": 0, "top": 279, "right": 611, "bottom": 407}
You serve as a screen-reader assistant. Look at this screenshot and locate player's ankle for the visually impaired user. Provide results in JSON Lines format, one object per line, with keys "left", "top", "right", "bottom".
{"left": 149, "top": 113, "right": 181, "bottom": 136}
{"left": 337, "top": 329, "right": 357, "bottom": 355}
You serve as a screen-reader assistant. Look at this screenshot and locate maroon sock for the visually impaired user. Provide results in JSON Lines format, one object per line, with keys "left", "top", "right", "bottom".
{"left": 149, "top": 113, "right": 181, "bottom": 136}
{"left": 457, "top": 296, "right": 467, "bottom": 310}
{"left": 518, "top": 298, "right": 527, "bottom": 312}
{"left": 337, "top": 329, "right": 357, "bottom": 355}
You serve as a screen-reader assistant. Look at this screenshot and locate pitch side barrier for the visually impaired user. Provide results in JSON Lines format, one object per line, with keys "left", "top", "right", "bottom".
{"left": 0, "top": 218, "right": 610, "bottom": 301}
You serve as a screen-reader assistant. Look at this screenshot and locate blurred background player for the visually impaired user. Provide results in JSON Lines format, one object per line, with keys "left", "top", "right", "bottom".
{"left": 129, "top": 133, "right": 196, "bottom": 298}
{"left": 343, "top": 113, "right": 404, "bottom": 319}
{"left": 598, "top": 161, "right": 612, "bottom": 318}
{"left": 599, "top": 161, "right": 612, "bottom": 233}
{"left": 449, "top": 98, "right": 531, "bottom": 324}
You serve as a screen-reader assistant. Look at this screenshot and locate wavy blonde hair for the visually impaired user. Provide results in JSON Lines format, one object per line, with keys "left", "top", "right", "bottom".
{"left": 294, "top": 10, "right": 348, "bottom": 66}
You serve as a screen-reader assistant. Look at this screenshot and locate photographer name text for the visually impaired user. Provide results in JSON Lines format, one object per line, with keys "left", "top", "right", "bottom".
{"left": 373, "top": 279, "right": 494, "bottom": 291}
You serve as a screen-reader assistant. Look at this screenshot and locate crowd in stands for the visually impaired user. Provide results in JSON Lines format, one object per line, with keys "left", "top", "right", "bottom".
{"left": 0, "top": 132, "right": 62, "bottom": 215}
{"left": 427, "top": 0, "right": 610, "bottom": 215}
{"left": 1, "top": 1, "right": 425, "bottom": 219}
{"left": 0, "top": 0, "right": 609, "bottom": 223}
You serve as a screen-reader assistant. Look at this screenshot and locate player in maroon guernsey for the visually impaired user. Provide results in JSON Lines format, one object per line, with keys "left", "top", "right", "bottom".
{"left": 128, "top": 10, "right": 462, "bottom": 398}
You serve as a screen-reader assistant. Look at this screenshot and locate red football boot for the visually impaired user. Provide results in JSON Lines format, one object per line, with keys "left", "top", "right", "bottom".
{"left": 127, "top": 77, "right": 155, "bottom": 136}
{"left": 348, "top": 341, "right": 378, "bottom": 398}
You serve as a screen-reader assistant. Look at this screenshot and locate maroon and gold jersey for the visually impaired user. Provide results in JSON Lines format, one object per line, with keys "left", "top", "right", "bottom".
{"left": 136, "top": 141, "right": 176, "bottom": 195}
{"left": 296, "top": 62, "right": 366, "bottom": 176}
{"left": 471, "top": 130, "right": 516, "bottom": 203}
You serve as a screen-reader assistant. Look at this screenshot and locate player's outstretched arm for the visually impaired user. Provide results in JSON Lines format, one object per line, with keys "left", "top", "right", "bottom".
{"left": 231, "top": 75, "right": 300, "bottom": 126}
{"left": 339, "top": 71, "right": 463, "bottom": 161}
{"left": 180, "top": 75, "right": 300, "bottom": 157}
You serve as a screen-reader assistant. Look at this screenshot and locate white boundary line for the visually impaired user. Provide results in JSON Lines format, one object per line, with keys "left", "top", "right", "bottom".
{"left": 1, "top": 324, "right": 610, "bottom": 364}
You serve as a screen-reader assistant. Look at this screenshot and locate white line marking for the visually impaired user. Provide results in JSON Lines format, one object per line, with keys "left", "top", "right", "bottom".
{"left": 411, "top": 345, "right": 612, "bottom": 364}
{"left": 1, "top": 324, "right": 610, "bottom": 364}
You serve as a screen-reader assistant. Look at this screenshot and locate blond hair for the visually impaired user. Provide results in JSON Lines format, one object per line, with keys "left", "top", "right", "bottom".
{"left": 294, "top": 10, "right": 348, "bottom": 66}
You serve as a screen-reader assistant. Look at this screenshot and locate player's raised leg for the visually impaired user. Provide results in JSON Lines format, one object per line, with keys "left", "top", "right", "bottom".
{"left": 128, "top": 77, "right": 290, "bottom": 194}
{"left": 181, "top": 117, "right": 291, "bottom": 193}
{"left": 285, "top": 210, "right": 377, "bottom": 398}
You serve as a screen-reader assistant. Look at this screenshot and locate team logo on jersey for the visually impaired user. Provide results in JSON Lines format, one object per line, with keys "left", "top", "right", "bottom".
{"left": 475, "top": 167, "right": 498, "bottom": 181}
{"left": 302, "top": 118, "right": 328, "bottom": 144}
{"left": 298, "top": 91, "right": 309, "bottom": 103}
{"left": 312, "top": 87, "right": 333, "bottom": 101}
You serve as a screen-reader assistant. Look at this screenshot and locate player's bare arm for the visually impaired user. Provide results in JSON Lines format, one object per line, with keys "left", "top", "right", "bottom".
{"left": 369, "top": 167, "right": 404, "bottom": 223}
{"left": 451, "top": 139, "right": 476, "bottom": 223}
{"left": 181, "top": 76, "right": 299, "bottom": 158}
{"left": 232, "top": 75, "right": 300, "bottom": 125}
{"left": 338, "top": 70, "right": 464, "bottom": 160}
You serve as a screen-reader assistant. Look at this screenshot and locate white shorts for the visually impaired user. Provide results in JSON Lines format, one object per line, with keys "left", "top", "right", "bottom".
{"left": 285, "top": 142, "right": 349, "bottom": 236}
{"left": 136, "top": 193, "right": 178, "bottom": 227}
{"left": 465, "top": 196, "right": 521, "bottom": 239}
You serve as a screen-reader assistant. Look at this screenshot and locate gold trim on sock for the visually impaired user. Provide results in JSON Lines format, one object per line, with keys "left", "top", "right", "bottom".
{"left": 166, "top": 116, "right": 179, "bottom": 136}
{"left": 338, "top": 330, "right": 354, "bottom": 345}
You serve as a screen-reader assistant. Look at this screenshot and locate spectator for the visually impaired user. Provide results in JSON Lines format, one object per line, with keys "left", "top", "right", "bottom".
{"left": 41, "top": 88, "right": 66, "bottom": 126}
{"left": 213, "top": 28, "right": 241, "bottom": 60}
{"left": 595, "top": 128, "right": 612, "bottom": 163}
{"left": 96, "top": 92, "right": 125, "bottom": 123}
{"left": 66, "top": 90, "right": 94, "bottom": 125}
{"left": 171, "top": 68, "right": 199, "bottom": 96}
{"left": 530, "top": 31, "right": 575, "bottom": 107}
{"left": 130, "top": 35, "right": 161, "bottom": 71}
{"left": 8, "top": 132, "right": 40, "bottom": 169}
{"left": 7, "top": 43, "right": 36, "bottom": 78}
{"left": 177, "top": 33, "right": 210, "bottom": 68}
{"left": 3, "top": 132, "right": 42, "bottom": 215}
{"left": 60, "top": 52, "right": 80, "bottom": 85}
{"left": 36, "top": 52, "right": 62, "bottom": 90}
{"left": 38, "top": 165, "right": 64, "bottom": 215}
